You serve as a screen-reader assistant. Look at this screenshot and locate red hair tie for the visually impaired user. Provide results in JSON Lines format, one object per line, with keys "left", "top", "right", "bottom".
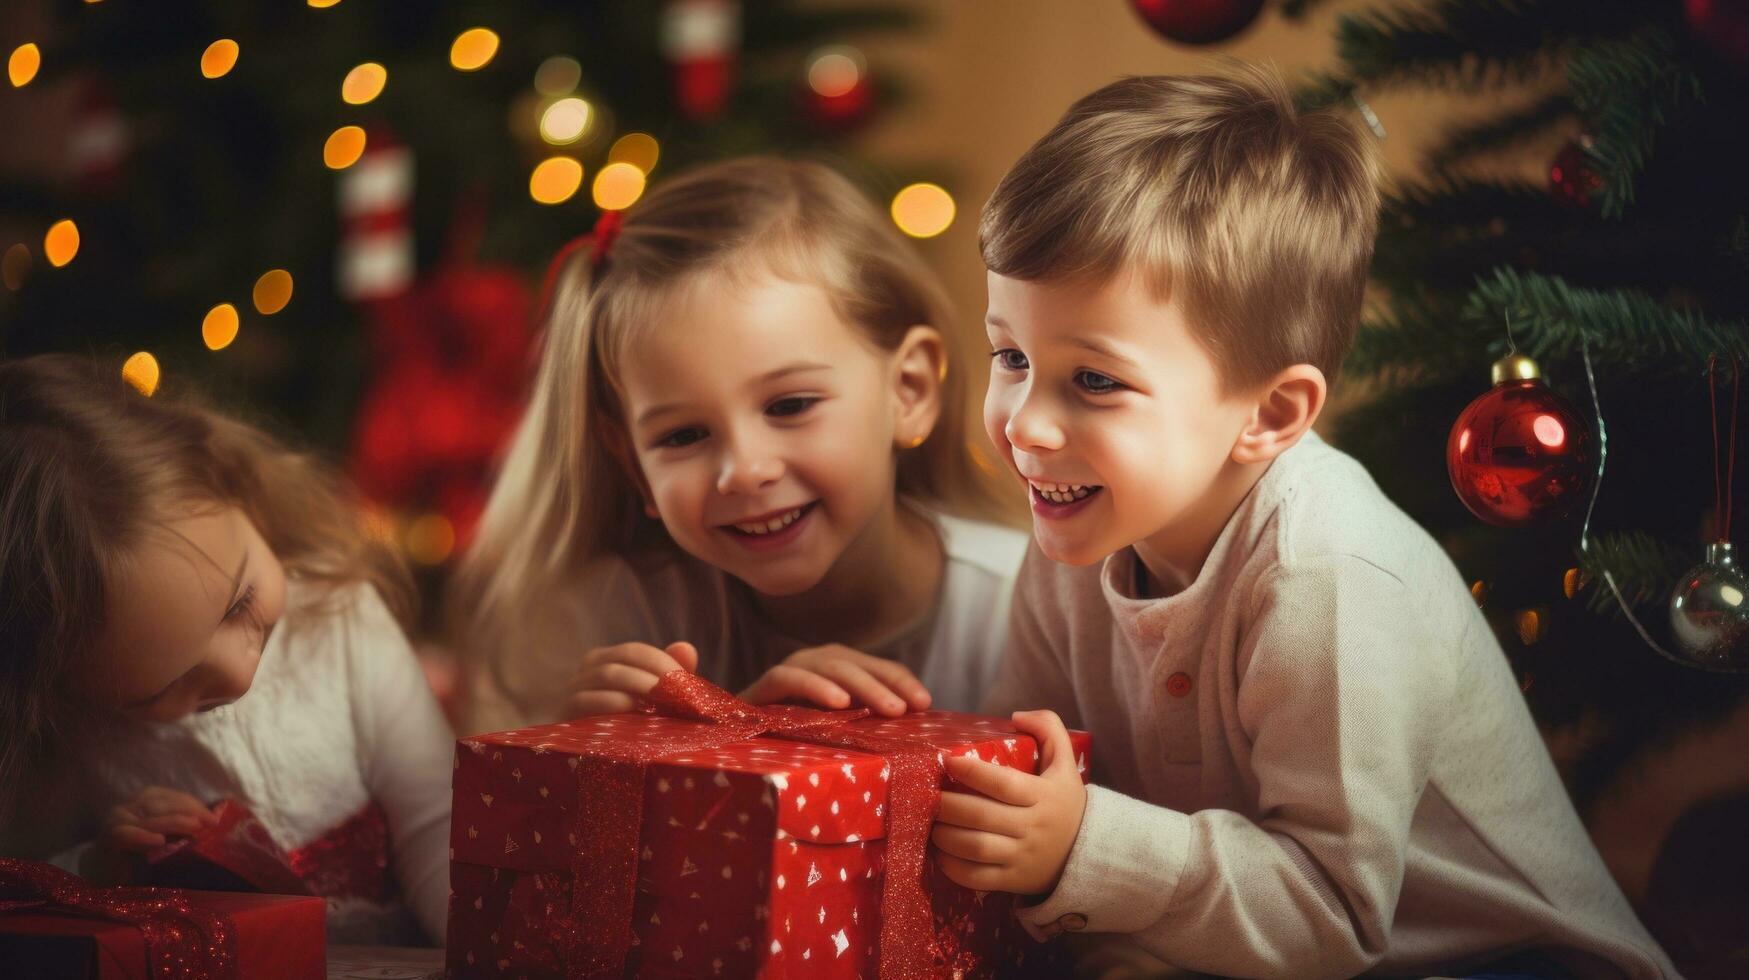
{"left": 590, "top": 209, "right": 625, "bottom": 266}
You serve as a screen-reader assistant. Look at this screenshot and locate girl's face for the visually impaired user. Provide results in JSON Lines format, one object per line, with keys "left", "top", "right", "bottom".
{"left": 88, "top": 505, "right": 287, "bottom": 723}
{"left": 616, "top": 272, "right": 933, "bottom": 597}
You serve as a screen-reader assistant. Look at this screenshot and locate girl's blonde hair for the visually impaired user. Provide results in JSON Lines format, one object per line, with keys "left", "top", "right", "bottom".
{"left": 0, "top": 354, "right": 412, "bottom": 816}
{"left": 454, "top": 156, "right": 1001, "bottom": 699}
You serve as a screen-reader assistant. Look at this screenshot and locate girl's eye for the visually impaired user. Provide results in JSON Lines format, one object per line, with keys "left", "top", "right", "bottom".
{"left": 990, "top": 349, "right": 1029, "bottom": 372}
{"left": 224, "top": 584, "right": 257, "bottom": 623}
{"left": 1076, "top": 370, "right": 1122, "bottom": 394}
{"left": 766, "top": 396, "right": 819, "bottom": 419}
{"left": 657, "top": 426, "right": 707, "bottom": 449}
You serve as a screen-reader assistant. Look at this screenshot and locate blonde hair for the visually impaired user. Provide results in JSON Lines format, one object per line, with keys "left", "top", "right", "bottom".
{"left": 454, "top": 157, "right": 1001, "bottom": 704}
{"left": 980, "top": 66, "right": 1380, "bottom": 389}
{"left": 0, "top": 354, "right": 412, "bottom": 816}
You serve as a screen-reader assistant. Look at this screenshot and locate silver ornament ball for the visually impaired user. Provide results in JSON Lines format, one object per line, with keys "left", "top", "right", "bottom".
{"left": 1669, "top": 541, "right": 1749, "bottom": 671}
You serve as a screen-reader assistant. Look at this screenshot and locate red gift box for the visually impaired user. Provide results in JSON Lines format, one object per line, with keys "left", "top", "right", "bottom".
{"left": 0, "top": 858, "right": 326, "bottom": 979}
{"left": 447, "top": 673, "right": 1090, "bottom": 978}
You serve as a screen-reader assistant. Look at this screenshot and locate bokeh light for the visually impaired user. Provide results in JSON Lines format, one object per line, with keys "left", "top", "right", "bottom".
{"left": 592, "top": 162, "right": 646, "bottom": 211}
{"left": 9, "top": 43, "right": 41, "bottom": 88}
{"left": 405, "top": 513, "right": 456, "bottom": 565}
{"left": 253, "top": 269, "right": 294, "bottom": 314}
{"left": 1515, "top": 608, "right": 1544, "bottom": 646}
{"left": 530, "top": 157, "right": 584, "bottom": 205}
{"left": 539, "top": 97, "right": 592, "bottom": 144}
{"left": 341, "top": 62, "right": 387, "bottom": 105}
{"left": 308, "top": 0, "right": 342, "bottom": 7}
{"left": 2, "top": 244, "right": 30, "bottom": 290}
{"left": 608, "top": 132, "right": 660, "bottom": 174}
{"left": 44, "top": 219, "right": 80, "bottom": 267}
{"left": 890, "top": 183, "right": 955, "bottom": 239}
{"left": 534, "top": 56, "right": 581, "bottom": 96}
{"left": 122, "top": 352, "right": 161, "bottom": 397}
{"left": 807, "top": 46, "right": 864, "bottom": 98}
{"left": 324, "top": 125, "right": 367, "bottom": 169}
{"left": 450, "top": 28, "right": 499, "bottom": 72}
{"left": 201, "top": 40, "right": 240, "bottom": 79}
{"left": 202, "top": 303, "right": 240, "bottom": 351}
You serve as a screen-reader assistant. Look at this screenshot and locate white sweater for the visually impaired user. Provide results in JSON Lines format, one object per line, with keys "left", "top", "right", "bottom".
{"left": 984, "top": 433, "right": 1678, "bottom": 979}
{"left": 6, "top": 582, "right": 453, "bottom": 946}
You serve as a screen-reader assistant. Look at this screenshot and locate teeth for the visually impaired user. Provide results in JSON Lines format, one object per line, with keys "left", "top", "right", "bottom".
{"left": 734, "top": 507, "right": 805, "bottom": 535}
{"left": 1028, "top": 481, "right": 1098, "bottom": 504}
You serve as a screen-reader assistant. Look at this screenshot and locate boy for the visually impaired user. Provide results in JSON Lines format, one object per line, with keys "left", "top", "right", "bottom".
{"left": 931, "top": 68, "right": 1677, "bottom": 979}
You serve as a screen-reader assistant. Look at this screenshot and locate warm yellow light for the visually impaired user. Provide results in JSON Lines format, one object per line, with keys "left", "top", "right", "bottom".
{"left": 539, "top": 97, "right": 592, "bottom": 144}
{"left": 2, "top": 244, "right": 30, "bottom": 291}
{"left": 9, "top": 43, "right": 41, "bottom": 88}
{"left": 534, "top": 56, "right": 581, "bottom": 96}
{"left": 202, "top": 303, "right": 240, "bottom": 351}
{"left": 122, "top": 352, "right": 161, "bottom": 397}
{"left": 308, "top": 0, "right": 342, "bottom": 7}
{"left": 1515, "top": 609, "right": 1544, "bottom": 646}
{"left": 529, "top": 157, "right": 584, "bottom": 205}
{"left": 44, "top": 219, "right": 80, "bottom": 267}
{"left": 201, "top": 39, "right": 240, "bottom": 79}
{"left": 324, "top": 125, "right": 367, "bottom": 169}
{"left": 450, "top": 28, "right": 499, "bottom": 72}
{"left": 592, "top": 162, "right": 646, "bottom": 211}
{"left": 405, "top": 513, "right": 456, "bottom": 565}
{"left": 253, "top": 269, "right": 294, "bottom": 314}
{"left": 608, "top": 133, "right": 660, "bottom": 174}
{"left": 891, "top": 183, "right": 955, "bottom": 239}
{"left": 807, "top": 46, "right": 863, "bottom": 98}
{"left": 341, "top": 62, "right": 387, "bottom": 105}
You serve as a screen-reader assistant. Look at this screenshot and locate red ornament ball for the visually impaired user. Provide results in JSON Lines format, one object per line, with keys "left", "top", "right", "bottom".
{"left": 1549, "top": 139, "right": 1603, "bottom": 207}
{"left": 1447, "top": 355, "right": 1594, "bottom": 527}
{"left": 1687, "top": 0, "right": 1749, "bottom": 63}
{"left": 1129, "top": 0, "right": 1264, "bottom": 45}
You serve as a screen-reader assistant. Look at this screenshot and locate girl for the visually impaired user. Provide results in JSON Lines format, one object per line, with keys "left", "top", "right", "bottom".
{"left": 0, "top": 354, "right": 452, "bottom": 945}
{"left": 455, "top": 157, "right": 1028, "bottom": 733}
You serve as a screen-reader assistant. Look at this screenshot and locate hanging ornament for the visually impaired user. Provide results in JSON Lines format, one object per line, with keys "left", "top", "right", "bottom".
{"left": 1668, "top": 357, "right": 1749, "bottom": 670}
{"left": 1686, "top": 0, "right": 1749, "bottom": 64}
{"left": 1128, "top": 0, "right": 1264, "bottom": 46}
{"left": 661, "top": 0, "right": 740, "bottom": 122}
{"left": 1447, "top": 351, "right": 1594, "bottom": 526}
{"left": 337, "top": 128, "right": 414, "bottom": 302}
{"left": 1548, "top": 137, "right": 1603, "bottom": 208}
{"left": 803, "top": 45, "right": 872, "bottom": 131}
{"left": 68, "top": 79, "right": 129, "bottom": 194}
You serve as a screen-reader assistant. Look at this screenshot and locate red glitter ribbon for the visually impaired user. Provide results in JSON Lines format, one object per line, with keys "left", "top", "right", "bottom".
{"left": 565, "top": 670, "right": 945, "bottom": 979}
{"left": 0, "top": 857, "right": 239, "bottom": 979}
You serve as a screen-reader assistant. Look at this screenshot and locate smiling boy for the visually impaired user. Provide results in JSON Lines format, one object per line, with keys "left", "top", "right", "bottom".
{"left": 929, "top": 69, "right": 1677, "bottom": 979}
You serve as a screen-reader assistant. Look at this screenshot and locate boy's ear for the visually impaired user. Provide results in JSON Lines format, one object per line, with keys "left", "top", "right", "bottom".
{"left": 596, "top": 418, "right": 660, "bottom": 518}
{"left": 891, "top": 325, "right": 947, "bottom": 449}
{"left": 1232, "top": 364, "right": 1326, "bottom": 465}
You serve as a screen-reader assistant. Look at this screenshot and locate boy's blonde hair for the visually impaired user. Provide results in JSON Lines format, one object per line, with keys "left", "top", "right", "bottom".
{"left": 980, "top": 66, "right": 1380, "bottom": 389}
{"left": 454, "top": 157, "right": 1001, "bottom": 708}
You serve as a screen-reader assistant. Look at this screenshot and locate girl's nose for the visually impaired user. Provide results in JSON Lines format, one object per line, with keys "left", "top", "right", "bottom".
{"left": 716, "top": 439, "right": 785, "bottom": 495}
{"left": 198, "top": 647, "right": 260, "bottom": 710}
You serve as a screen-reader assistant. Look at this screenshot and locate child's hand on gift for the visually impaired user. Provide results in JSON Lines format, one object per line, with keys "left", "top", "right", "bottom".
{"left": 932, "top": 709, "right": 1086, "bottom": 898}
{"left": 738, "top": 644, "right": 931, "bottom": 718}
{"left": 91, "top": 787, "right": 220, "bottom": 882}
{"left": 568, "top": 641, "right": 700, "bottom": 716}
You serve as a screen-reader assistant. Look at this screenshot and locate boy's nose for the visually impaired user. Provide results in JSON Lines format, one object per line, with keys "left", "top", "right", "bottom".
{"left": 1004, "top": 396, "right": 1067, "bottom": 453}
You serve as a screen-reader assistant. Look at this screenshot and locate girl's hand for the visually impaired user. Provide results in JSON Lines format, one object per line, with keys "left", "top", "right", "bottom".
{"left": 100, "top": 787, "right": 219, "bottom": 854}
{"left": 568, "top": 641, "right": 699, "bottom": 717}
{"left": 738, "top": 644, "right": 932, "bottom": 717}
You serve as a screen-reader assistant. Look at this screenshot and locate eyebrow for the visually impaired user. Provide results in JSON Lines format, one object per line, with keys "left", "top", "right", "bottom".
{"left": 1068, "top": 336, "right": 1143, "bottom": 370}
{"left": 633, "top": 361, "right": 833, "bottom": 428}
{"left": 985, "top": 315, "right": 1007, "bottom": 330}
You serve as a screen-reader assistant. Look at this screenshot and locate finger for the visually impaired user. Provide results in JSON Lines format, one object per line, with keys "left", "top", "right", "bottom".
{"left": 936, "top": 790, "right": 1025, "bottom": 837}
{"left": 599, "top": 643, "right": 692, "bottom": 681}
{"left": 568, "top": 690, "right": 639, "bottom": 718}
{"left": 106, "top": 825, "right": 167, "bottom": 852}
{"left": 740, "top": 666, "right": 850, "bottom": 709}
{"left": 815, "top": 661, "right": 908, "bottom": 716}
{"left": 138, "top": 788, "right": 217, "bottom": 821}
{"left": 138, "top": 813, "right": 211, "bottom": 838}
{"left": 576, "top": 662, "right": 666, "bottom": 698}
{"left": 1011, "top": 710, "right": 1077, "bottom": 776}
{"left": 848, "top": 653, "right": 932, "bottom": 711}
{"left": 930, "top": 824, "right": 1016, "bottom": 865}
{"left": 664, "top": 642, "right": 700, "bottom": 674}
{"left": 944, "top": 754, "right": 1041, "bottom": 807}
{"left": 933, "top": 852, "right": 1010, "bottom": 893}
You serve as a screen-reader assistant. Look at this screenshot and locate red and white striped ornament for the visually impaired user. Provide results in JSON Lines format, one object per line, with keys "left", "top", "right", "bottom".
{"left": 337, "top": 130, "right": 415, "bottom": 302}
{"left": 661, "top": 0, "right": 740, "bottom": 121}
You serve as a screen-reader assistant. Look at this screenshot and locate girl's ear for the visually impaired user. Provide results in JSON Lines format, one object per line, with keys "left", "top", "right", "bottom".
{"left": 596, "top": 417, "right": 660, "bottom": 518}
{"left": 1231, "top": 363, "right": 1326, "bottom": 465}
{"left": 891, "top": 325, "right": 947, "bottom": 450}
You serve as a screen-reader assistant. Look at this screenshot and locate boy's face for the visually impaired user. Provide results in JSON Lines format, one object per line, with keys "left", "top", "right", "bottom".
{"left": 983, "top": 270, "right": 1255, "bottom": 569}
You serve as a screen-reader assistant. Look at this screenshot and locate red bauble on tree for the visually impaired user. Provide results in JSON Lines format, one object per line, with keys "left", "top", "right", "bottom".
{"left": 1549, "top": 137, "right": 1603, "bottom": 208}
{"left": 802, "top": 45, "right": 872, "bottom": 131}
{"left": 1129, "top": 0, "right": 1264, "bottom": 45}
{"left": 1447, "top": 353, "right": 1595, "bottom": 526}
{"left": 1687, "top": 0, "right": 1749, "bottom": 64}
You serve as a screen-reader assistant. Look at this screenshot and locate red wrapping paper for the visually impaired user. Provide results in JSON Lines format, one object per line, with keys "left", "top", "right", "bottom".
{"left": 448, "top": 697, "right": 1090, "bottom": 978}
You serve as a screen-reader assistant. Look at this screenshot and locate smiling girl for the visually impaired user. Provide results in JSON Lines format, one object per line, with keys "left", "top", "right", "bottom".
{"left": 453, "top": 157, "right": 1025, "bottom": 731}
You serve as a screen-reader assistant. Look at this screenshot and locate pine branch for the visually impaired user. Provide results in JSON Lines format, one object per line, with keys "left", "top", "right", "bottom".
{"left": 1279, "top": 0, "right": 1343, "bottom": 22}
{"left": 1575, "top": 531, "right": 1687, "bottom": 616}
{"left": 1293, "top": 71, "right": 1355, "bottom": 112}
{"left": 1425, "top": 94, "right": 1576, "bottom": 171}
{"left": 1466, "top": 267, "right": 1749, "bottom": 367}
{"left": 1566, "top": 28, "right": 1705, "bottom": 218}
{"left": 1345, "top": 292, "right": 1489, "bottom": 382}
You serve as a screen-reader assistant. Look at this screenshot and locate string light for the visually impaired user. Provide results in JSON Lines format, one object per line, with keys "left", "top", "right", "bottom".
{"left": 341, "top": 62, "right": 387, "bottom": 105}
{"left": 253, "top": 269, "right": 294, "bottom": 314}
{"left": 405, "top": 513, "right": 456, "bottom": 565}
{"left": 2, "top": 244, "right": 29, "bottom": 290}
{"left": 1515, "top": 608, "right": 1545, "bottom": 645}
{"left": 9, "top": 43, "right": 41, "bottom": 88}
{"left": 1470, "top": 580, "right": 1490, "bottom": 605}
{"left": 608, "top": 133, "right": 660, "bottom": 173}
{"left": 122, "top": 352, "right": 161, "bottom": 397}
{"left": 539, "top": 97, "right": 592, "bottom": 144}
{"left": 324, "top": 125, "right": 367, "bottom": 169}
{"left": 201, "top": 40, "right": 240, "bottom": 79}
{"left": 592, "top": 162, "right": 646, "bottom": 211}
{"left": 450, "top": 28, "right": 499, "bottom": 72}
{"left": 202, "top": 303, "right": 240, "bottom": 351}
{"left": 890, "top": 183, "right": 955, "bottom": 239}
{"left": 534, "top": 56, "right": 581, "bottom": 96}
{"left": 43, "top": 220, "right": 80, "bottom": 267}
{"left": 806, "top": 45, "right": 864, "bottom": 98}
{"left": 307, "top": 0, "right": 342, "bottom": 7}
{"left": 529, "top": 157, "right": 584, "bottom": 205}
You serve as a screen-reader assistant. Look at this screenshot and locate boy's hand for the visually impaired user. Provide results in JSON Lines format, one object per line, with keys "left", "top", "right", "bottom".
{"left": 100, "top": 787, "right": 219, "bottom": 854}
{"left": 932, "top": 709, "right": 1086, "bottom": 896}
{"left": 568, "top": 641, "right": 699, "bottom": 717}
{"left": 738, "top": 644, "right": 931, "bottom": 717}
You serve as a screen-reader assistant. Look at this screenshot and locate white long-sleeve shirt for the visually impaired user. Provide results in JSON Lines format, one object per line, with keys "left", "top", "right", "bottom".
{"left": 984, "top": 433, "right": 1678, "bottom": 979}
{"left": 4, "top": 582, "right": 453, "bottom": 946}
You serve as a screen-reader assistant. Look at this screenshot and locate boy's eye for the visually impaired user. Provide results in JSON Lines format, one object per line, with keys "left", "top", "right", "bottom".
{"left": 766, "top": 396, "right": 819, "bottom": 418}
{"left": 990, "top": 349, "right": 1029, "bottom": 372}
{"left": 657, "top": 426, "right": 707, "bottom": 449}
{"left": 1076, "top": 370, "right": 1122, "bottom": 394}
